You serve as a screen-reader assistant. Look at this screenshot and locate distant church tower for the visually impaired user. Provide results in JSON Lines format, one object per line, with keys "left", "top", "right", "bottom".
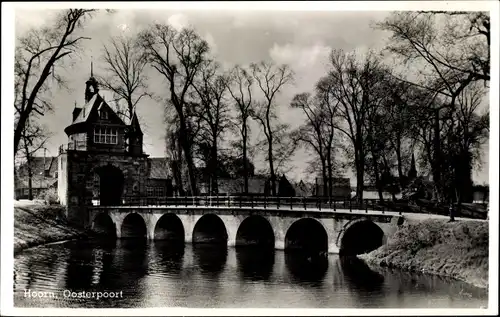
{"left": 408, "top": 153, "right": 417, "bottom": 180}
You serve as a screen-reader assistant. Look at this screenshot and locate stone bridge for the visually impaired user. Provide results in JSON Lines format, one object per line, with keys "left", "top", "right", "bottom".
{"left": 81, "top": 205, "right": 406, "bottom": 255}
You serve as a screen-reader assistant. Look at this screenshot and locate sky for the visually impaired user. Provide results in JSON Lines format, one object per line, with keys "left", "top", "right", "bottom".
{"left": 13, "top": 7, "right": 490, "bottom": 185}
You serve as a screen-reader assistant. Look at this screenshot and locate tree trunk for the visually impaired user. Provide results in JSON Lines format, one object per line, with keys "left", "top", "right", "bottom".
{"left": 327, "top": 147, "right": 333, "bottom": 200}
{"left": 356, "top": 162, "right": 364, "bottom": 204}
{"left": 320, "top": 157, "right": 328, "bottom": 198}
{"left": 369, "top": 137, "right": 384, "bottom": 202}
{"left": 242, "top": 125, "right": 249, "bottom": 194}
{"left": 373, "top": 160, "right": 384, "bottom": 202}
{"left": 28, "top": 171, "right": 33, "bottom": 200}
{"left": 178, "top": 117, "right": 198, "bottom": 196}
{"left": 355, "top": 148, "right": 365, "bottom": 204}
{"left": 174, "top": 130, "right": 184, "bottom": 196}
{"left": 23, "top": 139, "right": 34, "bottom": 200}
{"left": 424, "top": 141, "right": 441, "bottom": 201}
{"left": 383, "top": 155, "right": 396, "bottom": 201}
{"left": 268, "top": 140, "right": 276, "bottom": 196}
{"left": 433, "top": 109, "right": 443, "bottom": 202}
{"left": 395, "top": 137, "right": 405, "bottom": 188}
{"left": 211, "top": 139, "right": 218, "bottom": 195}
{"left": 460, "top": 150, "right": 473, "bottom": 203}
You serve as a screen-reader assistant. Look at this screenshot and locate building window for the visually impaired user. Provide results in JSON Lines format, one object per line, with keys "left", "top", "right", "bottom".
{"left": 93, "top": 173, "right": 100, "bottom": 197}
{"left": 155, "top": 186, "right": 165, "bottom": 197}
{"left": 100, "top": 109, "right": 108, "bottom": 120}
{"left": 77, "top": 174, "right": 84, "bottom": 185}
{"left": 94, "top": 126, "right": 118, "bottom": 144}
{"left": 86, "top": 175, "right": 93, "bottom": 190}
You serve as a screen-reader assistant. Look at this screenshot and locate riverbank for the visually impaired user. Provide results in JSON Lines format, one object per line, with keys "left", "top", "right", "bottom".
{"left": 14, "top": 201, "right": 89, "bottom": 254}
{"left": 359, "top": 217, "right": 489, "bottom": 289}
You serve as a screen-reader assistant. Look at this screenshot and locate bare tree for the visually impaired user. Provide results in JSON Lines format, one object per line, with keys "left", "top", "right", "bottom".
{"left": 452, "top": 82, "right": 489, "bottom": 202}
{"left": 320, "top": 49, "right": 387, "bottom": 203}
{"left": 316, "top": 78, "right": 343, "bottom": 199}
{"left": 291, "top": 92, "right": 338, "bottom": 198}
{"left": 291, "top": 93, "right": 327, "bottom": 195}
{"left": 377, "top": 12, "right": 490, "bottom": 208}
{"left": 16, "top": 119, "right": 51, "bottom": 200}
{"left": 377, "top": 12, "right": 489, "bottom": 89}
{"left": 227, "top": 65, "right": 255, "bottom": 194}
{"left": 250, "top": 61, "right": 294, "bottom": 196}
{"left": 191, "top": 61, "right": 232, "bottom": 194}
{"left": 14, "top": 9, "right": 96, "bottom": 156}
{"left": 98, "top": 35, "right": 151, "bottom": 121}
{"left": 139, "top": 24, "right": 210, "bottom": 196}
{"left": 164, "top": 109, "right": 184, "bottom": 195}
{"left": 380, "top": 78, "right": 416, "bottom": 190}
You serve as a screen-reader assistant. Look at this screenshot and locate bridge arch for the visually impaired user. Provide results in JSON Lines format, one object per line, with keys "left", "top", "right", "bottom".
{"left": 236, "top": 215, "right": 275, "bottom": 248}
{"left": 121, "top": 213, "right": 147, "bottom": 239}
{"left": 285, "top": 218, "right": 328, "bottom": 253}
{"left": 154, "top": 213, "right": 185, "bottom": 241}
{"left": 92, "top": 212, "right": 117, "bottom": 238}
{"left": 337, "top": 219, "right": 385, "bottom": 256}
{"left": 192, "top": 214, "right": 228, "bottom": 244}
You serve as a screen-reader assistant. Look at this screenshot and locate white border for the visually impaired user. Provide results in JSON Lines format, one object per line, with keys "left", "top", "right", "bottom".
{"left": 2, "top": 1, "right": 498, "bottom": 316}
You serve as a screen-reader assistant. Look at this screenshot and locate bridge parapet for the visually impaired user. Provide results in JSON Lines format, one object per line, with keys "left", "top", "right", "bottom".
{"left": 89, "top": 205, "right": 399, "bottom": 222}
{"left": 90, "top": 196, "right": 487, "bottom": 220}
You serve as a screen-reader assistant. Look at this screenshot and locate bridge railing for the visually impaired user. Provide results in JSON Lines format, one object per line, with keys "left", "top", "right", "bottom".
{"left": 91, "top": 195, "right": 487, "bottom": 219}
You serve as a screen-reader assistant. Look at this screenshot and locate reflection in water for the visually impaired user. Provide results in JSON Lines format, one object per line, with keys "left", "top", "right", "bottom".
{"left": 13, "top": 239, "right": 488, "bottom": 308}
{"left": 340, "top": 256, "right": 385, "bottom": 293}
{"left": 116, "top": 239, "right": 149, "bottom": 278}
{"left": 65, "top": 241, "right": 101, "bottom": 290}
{"left": 192, "top": 244, "right": 227, "bottom": 277}
{"left": 285, "top": 252, "right": 328, "bottom": 286}
{"left": 152, "top": 240, "right": 184, "bottom": 275}
{"left": 236, "top": 246, "right": 275, "bottom": 281}
{"left": 14, "top": 244, "right": 68, "bottom": 293}
{"left": 337, "top": 256, "right": 387, "bottom": 307}
{"left": 65, "top": 239, "right": 117, "bottom": 292}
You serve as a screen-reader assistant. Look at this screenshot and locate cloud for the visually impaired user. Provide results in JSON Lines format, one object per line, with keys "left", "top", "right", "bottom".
{"left": 107, "top": 10, "right": 138, "bottom": 34}
{"left": 167, "top": 13, "right": 189, "bottom": 31}
{"left": 269, "top": 42, "right": 332, "bottom": 98}
{"left": 15, "top": 9, "right": 60, "bottom": 35}
{"left": 204, "top": 32, "right": 218, "bottom": 56}
{"left": 264, "top": 42, "right": 334, "bottom": 139}
{"left": 269, "top": 43, "right": 330, "bottom": 69}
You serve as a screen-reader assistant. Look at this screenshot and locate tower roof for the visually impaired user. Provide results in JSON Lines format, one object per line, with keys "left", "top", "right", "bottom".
{"left": 130, "top": 111, "right": 143, "bottom": 135}
{"left": 64, "top": 92, "right": 127, "bottom": 136}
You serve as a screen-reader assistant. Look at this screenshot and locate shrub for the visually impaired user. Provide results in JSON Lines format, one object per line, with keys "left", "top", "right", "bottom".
{"left": 37, "top": 188, "right": 59, "bottom": 205}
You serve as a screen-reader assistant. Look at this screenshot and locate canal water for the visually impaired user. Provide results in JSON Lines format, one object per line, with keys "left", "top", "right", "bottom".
{"left": 14, "top": 239, "right": 487, "bottom": 308}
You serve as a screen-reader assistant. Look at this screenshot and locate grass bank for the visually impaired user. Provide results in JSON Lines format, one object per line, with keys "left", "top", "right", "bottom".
{"left": 359, "top": 218, "right": 489, "bottom": 289}
{"left": 14, "top": 202, "right": 89, "bottom": 254}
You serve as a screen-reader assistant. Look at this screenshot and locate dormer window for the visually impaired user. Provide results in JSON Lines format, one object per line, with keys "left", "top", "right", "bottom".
{"left": 99, "top": 109, "right": 108, "bottom": 120}
{"left": 94, "top": 126, "right": 118, "bottom": 144}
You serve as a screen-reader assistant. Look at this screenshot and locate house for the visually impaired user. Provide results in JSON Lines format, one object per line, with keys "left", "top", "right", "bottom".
{"left": 313, "top": 177, "right": 352, "bottom": 199}
{"left": 293, "top": 180, "right": 316, "bottom": 197}
{"left": 15, "top": 156, "right": 58, "bottom": 199}
{"left": 147, "top": 157, "right": 174, "bottom": 198}
{"left": 472, "top": 185, "right": 489, "bottom": 204}
{"left": 15, "top": 174, "right": 58, "bottom": 200}
{"left": 198, "top": 175, "right": 268, "bottom": 196}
